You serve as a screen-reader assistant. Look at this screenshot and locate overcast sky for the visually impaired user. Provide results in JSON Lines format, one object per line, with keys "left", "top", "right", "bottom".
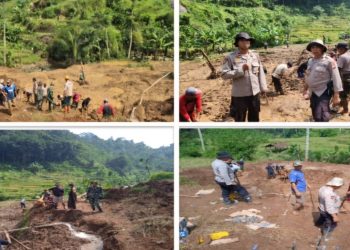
{"left": 69, "top": 127, "right": 173, "bottom": 148}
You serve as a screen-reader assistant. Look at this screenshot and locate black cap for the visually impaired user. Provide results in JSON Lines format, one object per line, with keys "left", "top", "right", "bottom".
{"left": 336, "top": 42, "right": 349, "bottom": 50}
{"left": 216, "top": 151, "right": 233, "bottom": 160}
{"left": 287, "top": 61, "right": 293, "bottom": 67}
{"left": 234, "top": 32, "right": 255, "bottom": 47}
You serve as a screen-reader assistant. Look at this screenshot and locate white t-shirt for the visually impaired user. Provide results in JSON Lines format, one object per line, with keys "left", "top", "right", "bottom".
{"left": 42, "top": 86, "right": 48, "bottom": 97}
{"left": 64, "top": 80, "right": 73, "bottom": 97}
{"left": 272, "top": 64, "right": 288, "bottom": 79}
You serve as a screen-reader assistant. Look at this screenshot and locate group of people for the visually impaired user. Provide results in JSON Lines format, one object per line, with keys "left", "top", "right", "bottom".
{"left": 32, "top": 182, "right": 103, "bottom": 212}
{"left": 211, "top": 152, "right": 349, "bottom": 240}
{"left": 180, "top": 32, "right": 350, "bottom": 122}
{"left": 0, "top": 74, "right": 116, "bottom": 120}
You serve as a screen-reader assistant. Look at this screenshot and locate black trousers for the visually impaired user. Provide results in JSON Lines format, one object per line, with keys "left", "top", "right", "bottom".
{"left": 230, "top": 95, "right": 260, "bottom": 122}
{"left": 310, "top": 90, "right": 331, "bottom": 122}
{"left": 272, "top": 76, "right": 284, "bottom": 94}
{"left": 316, "top": 210, "right": 337, "bottom": 235}
{"left": 215, "top": 181, "right": 250, "bottom": 202}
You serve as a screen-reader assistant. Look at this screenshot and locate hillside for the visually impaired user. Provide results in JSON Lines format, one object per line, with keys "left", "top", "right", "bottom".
{"left": 0, "top": 0, "right": 173, "bottom": 67}
{"left": 180, "top": 0, "right": 350, "bottom": 57}
{"left": 0, "top": 130, "right": 174, "bottom": 200}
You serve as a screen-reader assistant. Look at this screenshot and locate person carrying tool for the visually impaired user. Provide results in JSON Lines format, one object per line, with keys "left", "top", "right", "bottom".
{"left": 271, "top": 62, "right": 293, "bottom": 95}
{"left": 87, "top": 181, "right": 103, "bottom": 212}
{"left": 211, "top": 151, "right": 251, "bottom": 205}
{"left": 336, "top": 42, "right": 350, "bottom": 115}
{"left": 179, "top": 87, "right": 202, "bottom": 122}
{"left": 317, "top": 177, "right": 344, "bottom": 236}
{"left": 304, "top": 39, "right": 342, "bottom": 122}
{"left": 221, "top": 32, "right": 268, "bottom": 122}
{"left": 289, "top": 160, "right": 309, "bottom": 212}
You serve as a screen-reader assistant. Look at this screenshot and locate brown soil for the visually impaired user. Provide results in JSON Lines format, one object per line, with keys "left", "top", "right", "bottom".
{"left": 1, "top": 180, "right": 173, "bottom": 250}
{"left": 0, "top": 60, "right": 173, "bottom": 122}
{"left": 180, "top": 44, "right": 349, "bottom": 122}
{"left": 180, "top": 162, "right": 350, "bottom": 249}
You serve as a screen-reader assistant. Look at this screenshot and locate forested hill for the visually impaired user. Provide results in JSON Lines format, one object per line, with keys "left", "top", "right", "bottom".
{"left": 180, "top": 0, "right": 350, "bottom": 58}
{"left": 0, "top": 130, "right": 174, "bottom": 176}
{"left": 0, "top": 0, "right": 173, "bottom": 67}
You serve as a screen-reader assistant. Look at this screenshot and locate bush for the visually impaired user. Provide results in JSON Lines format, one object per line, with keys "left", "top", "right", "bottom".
{"left": 149, "top": 172, "right": 174, "bottom": 181}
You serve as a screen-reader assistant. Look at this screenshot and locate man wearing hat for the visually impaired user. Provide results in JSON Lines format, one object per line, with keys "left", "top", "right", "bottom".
{"left": 3, "top": 79, "right": 17, "bottom": 115}
{"left": 271, "top": 61, "right": 293, "bottom": 95}
{"left": 304, "top": 39, "right": 343, "bottom": 122}
{"left": 289, "top": 160, "right": 309, "bottom": 212}
{"left": 336, "top": 42, "right": 350, "bottom": 115}
{"left": 221, "top": 32, "right": 268, "bottom": 122}
{"left": 212, "top": 151, "right": 251, "bottom": 205}
{"left": 317, "top": 177, "right": 343, "bottom": 235}
{"left": 179, "top": 87, "right": 202, "bottom": 122}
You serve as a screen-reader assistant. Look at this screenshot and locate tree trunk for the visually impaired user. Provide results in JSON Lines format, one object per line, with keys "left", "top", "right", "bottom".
{"left": 105, "top": 28, "right": 110, "bottom": 59}
{"left": 128, "top": 27, "right": 133, "bottom": 59}
{"left": 3, "top": 22, "right": 6, "bottom": 66}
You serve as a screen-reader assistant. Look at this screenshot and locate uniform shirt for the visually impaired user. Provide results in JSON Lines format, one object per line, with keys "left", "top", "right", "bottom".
{"left": 337, "top": 51, "right": 350, "bottom": 73}
{"left": 64, "top": 80, "right": 74, "bottom": 97}
{"left": 212, "top": 159, "right": 236, "bottom": 185}
{"left": 305, "top": 55, "right": 343, "bottom": 96}
{"left": 318, "top": 185, "right": 341, "bottom": 214}
{"left": 272, "top": 64, "right": 288, "bottom": 79}
{"left": 222, "top": 50, "right": 267, "bottom": 97}
{"left": 289, "top": 169, "right": 307, "bottom": 192}
{"left": 179, "top": 91, "right": 202, "bottom": 121}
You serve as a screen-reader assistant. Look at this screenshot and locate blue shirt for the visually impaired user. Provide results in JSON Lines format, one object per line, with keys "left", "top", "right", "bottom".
{"left": 289, "top": 169, "right": 307, "bottom": 192}
{"left": 3, "top": 84, "right": 16, "bottom": 100}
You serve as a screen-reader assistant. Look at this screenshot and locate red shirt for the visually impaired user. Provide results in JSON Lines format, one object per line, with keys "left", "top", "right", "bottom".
{"left": 97, "top": 103, "right": 115, "bottom": 116}
{"left": 179, "top": 92, "right": 202, "bottom": 121}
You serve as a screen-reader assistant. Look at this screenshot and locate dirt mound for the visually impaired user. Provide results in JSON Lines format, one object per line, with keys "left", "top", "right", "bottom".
{"left": 180, "top": 162, "right": 350, "bottom": 249}
{"left": 4, "top": 180, "right": 173, "bottom": 250}
{"left": 0, "top": 60, "right": 173, "bottom": 122}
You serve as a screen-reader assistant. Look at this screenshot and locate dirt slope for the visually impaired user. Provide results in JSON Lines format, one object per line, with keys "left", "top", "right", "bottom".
{"left": 0, "top": 60, "right": 173, "bottom": 122}
{"left": 180, "top": 44, "right": 349, "bottom": 122}
{"left": 1, "top": 181, "right": 173, "bottom": 250}
{"left": 180, "top": 162, "right": 350, "bottom": 250}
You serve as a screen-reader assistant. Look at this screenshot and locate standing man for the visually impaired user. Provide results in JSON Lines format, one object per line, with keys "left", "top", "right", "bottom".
{"left": 3, "top": 80, "right": 16, "bottom": 116}
{"left": 336, "top": 42, "right": 350, "bottom": 115}
{"left": 222, "top": 32, "right": 268, "bottom": 122}
{"left": 212, "top": 151, "right": 251, "bottom": 205}
{"left": 49, "top": 183, "right": 66, "bottom": 210}
{"left": 318, "top": 177, "right": 343, "bottom": 236}
{"left": 87, "top": 181, "right": 103, "bottom": 212}
{"left": 272, "top": 62, "right": 293, "bottom": 95}
{"left": 179, "top": 87, "right": 202, "bottom": 122}
{"left": 47, "top": 83, "right": 55, "bottom": 112}
{"left": 289, "top": 161, "right": 309, "bottom": 212}
{"left": 63, "top": 76, "right": 73, "bottom": 114}
{"left": 32, "top": 77, "right": 38, "bottom": 105}
{"left": 304, "top": 39, "right": 342, "bottom": 122}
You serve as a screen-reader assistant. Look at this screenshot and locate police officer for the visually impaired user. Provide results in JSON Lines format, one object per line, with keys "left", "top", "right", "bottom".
{"left": 272, "top": 61, "right": 293, "bottom": 95}
{"left": 222, "top": 32, "right": 268, "bottom": 122}
{"left": 211, "top": 151, "right": 251, "bottom": 205}
{"left": 317, "top": 177, "right": 343, "bottom": 236}
{"left": 304, "top": 39, "right": 343, "bottom": 122}
{"left": 336, "top": 42, "right": 350, "bottom": 115}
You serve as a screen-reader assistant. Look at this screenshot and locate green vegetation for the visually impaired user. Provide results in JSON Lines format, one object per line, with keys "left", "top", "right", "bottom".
{"left": 180, "top": 0, "right": 350, "bottom": 58}
{"left": 0, "top": 0, "right": 173, "bottom": 67}
{"left": 0, "top": 131, "right": 173, "bottom": 200}
{"left": 180, "top": 129, "right": 350, "bottom": 168}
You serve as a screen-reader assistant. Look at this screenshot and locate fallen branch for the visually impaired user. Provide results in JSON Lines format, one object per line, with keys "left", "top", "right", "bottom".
{"left": 10, "top": 235, "right": 30, "bottom": 250}
{"left": 179, "top": 195, "right": 200, "bottom": 198}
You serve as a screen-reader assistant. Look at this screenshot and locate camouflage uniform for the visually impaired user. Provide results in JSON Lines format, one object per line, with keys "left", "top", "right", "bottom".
{"left": 87, "top": 185, "right": 103, "bottom": 212}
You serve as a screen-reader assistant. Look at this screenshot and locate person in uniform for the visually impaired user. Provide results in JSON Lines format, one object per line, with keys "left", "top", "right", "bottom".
{"left": 317, "top": 177, "right": 343, "bottom": 235}
{"left": 336, "top": 42, "right": 350, "bottom": 115}
{"left": 221, "top": 32, "right": 268, "bottom": 122}
{"left": 211, "top": 151, "right": 251, "bottom": 205}
{"left": 304, "top": 39, "right": 342, "bottom": 122}
{"left": 272, "top": 62, "right": 293, "bottom": 95}
{"left": 87, "top": 181, "right": 103, "bottom": 212}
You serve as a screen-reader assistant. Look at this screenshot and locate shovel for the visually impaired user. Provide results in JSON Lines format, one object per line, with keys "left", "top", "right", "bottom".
{"left": 309, "top": 187, "right": 320, "bottom": 225}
